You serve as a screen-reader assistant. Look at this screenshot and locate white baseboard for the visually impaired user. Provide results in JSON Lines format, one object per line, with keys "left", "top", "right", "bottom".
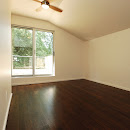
{"left": 2, "top": 93, "right": 13, "bottom": 130}
{"left": 12, "top": 77, "right": 130, "bottom": 92}
{"left": 84, "top": 77, "right": 130, "bottom": 92}
{"left": 12, "top": 77, "right": 84, "bottom": 86}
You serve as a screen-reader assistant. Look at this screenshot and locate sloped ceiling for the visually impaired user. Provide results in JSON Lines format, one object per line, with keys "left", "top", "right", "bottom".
{"left": 11, "top": 0, "right": 130, "bottom": 41}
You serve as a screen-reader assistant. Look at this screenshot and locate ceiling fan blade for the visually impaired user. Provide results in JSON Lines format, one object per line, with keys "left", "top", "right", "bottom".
{"left": 33, "top": 0, "right": 41, "bottom": 3}
{"left": 49, "top": 5, "right": 63, "bottom": 12}
{"left": 48, "top": 0, "right": 58, "bottom": 3}
{"left": 36, "top": 6, "right": 43, "bottom": 12}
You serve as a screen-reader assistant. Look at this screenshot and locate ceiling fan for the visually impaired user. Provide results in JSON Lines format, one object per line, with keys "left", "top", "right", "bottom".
{"left": 33, "top": 0, "right": 63, "bottom": 12}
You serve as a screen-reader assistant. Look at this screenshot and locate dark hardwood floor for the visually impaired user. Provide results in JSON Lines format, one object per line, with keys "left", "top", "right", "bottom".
{"left": 6, "top": 79, "right": 130, "bottom": 130}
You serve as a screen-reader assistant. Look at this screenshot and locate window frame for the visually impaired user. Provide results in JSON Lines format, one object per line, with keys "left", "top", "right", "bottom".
{"left": 11, "top": 24, "right": 55, "bottom": 77}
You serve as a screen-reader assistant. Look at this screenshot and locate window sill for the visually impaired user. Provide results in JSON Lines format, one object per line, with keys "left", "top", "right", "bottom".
{"left": 12, "top": 74, "right": 55, "bottom": 78}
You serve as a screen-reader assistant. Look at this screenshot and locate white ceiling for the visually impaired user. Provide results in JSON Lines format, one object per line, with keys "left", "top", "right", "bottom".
{"left": 11, "top": 0, "right": 130, "bottom": 41}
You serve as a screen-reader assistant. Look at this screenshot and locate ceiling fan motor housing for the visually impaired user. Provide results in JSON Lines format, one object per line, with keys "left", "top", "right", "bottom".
{"left": 41, "top": 0, "right": 50, "bottom": 6}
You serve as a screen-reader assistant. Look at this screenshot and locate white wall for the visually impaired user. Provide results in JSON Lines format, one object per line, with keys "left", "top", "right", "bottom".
{"left": 11, "top": 15, "right": 130, "bottom": 92}
{"left": 11, "top": 15, "right": 83, "bottom": 85}
{"left": 0, "top": 0, "right": 11, "bottom": 130}
{"left": 83, "top": 28, "right": 130, "bottom": 91}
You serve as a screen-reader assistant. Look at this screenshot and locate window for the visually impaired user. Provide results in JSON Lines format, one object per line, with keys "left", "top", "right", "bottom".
{"left": 12, "top": 26, "right": 54, "bottom": 76}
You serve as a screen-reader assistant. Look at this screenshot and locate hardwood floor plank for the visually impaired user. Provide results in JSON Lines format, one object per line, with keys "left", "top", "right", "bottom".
{"left": 6, "top": 79, "right": 130, "bottom": 130}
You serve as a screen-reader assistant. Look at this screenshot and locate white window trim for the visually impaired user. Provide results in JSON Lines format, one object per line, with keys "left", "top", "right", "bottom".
{"left": 11, "top": 24, "right": 55, "bottom": 77}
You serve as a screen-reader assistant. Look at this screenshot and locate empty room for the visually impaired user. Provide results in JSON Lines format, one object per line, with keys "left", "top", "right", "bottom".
{"left": 0, "top": 0, "right": 130, "bottom": 129}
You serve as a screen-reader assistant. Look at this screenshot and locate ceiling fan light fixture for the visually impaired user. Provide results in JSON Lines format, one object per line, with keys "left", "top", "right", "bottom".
{"left": 34, "top": 0, "right": 63, "bottom": 12}
{"left": 42, "top": 4, "right": 49, "bottom": 9}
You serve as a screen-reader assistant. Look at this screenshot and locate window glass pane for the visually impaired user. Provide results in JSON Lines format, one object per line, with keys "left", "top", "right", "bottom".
{"left": 12, "top": 27, "right": 33, "bottom": 76}
{"left": 35, "top": 31, "right": 53, "bottom": 75}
